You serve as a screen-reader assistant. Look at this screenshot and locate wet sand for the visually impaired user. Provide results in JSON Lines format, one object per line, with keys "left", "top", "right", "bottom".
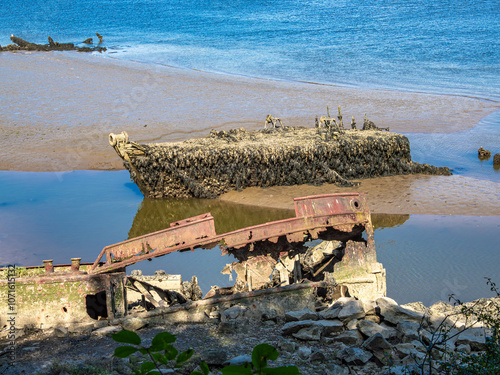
{"left": 1, "top": 51, "right": 498, "bottom": 172}
{"left": 1, "top": 51, "right": 499, "bottom": 216}
{"left": 220, "top": 175, "right": 500, "bottom": 216}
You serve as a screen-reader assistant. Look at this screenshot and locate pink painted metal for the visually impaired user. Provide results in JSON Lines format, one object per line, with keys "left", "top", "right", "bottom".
{"left": 90, "top": 193, "right": 372, "bottom": 274}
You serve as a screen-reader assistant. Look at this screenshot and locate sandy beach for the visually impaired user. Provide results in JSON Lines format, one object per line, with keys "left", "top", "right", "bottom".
{"left": 1, "top": 51, "right": 499, "bottom": 216}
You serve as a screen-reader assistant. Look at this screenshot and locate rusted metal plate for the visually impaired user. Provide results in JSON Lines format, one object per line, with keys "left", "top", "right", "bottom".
{"left": 294, "top": 193, "right": 368, "bottom": 217}
{"left": 90, "top": 193, "right": 373, "bottom": 274}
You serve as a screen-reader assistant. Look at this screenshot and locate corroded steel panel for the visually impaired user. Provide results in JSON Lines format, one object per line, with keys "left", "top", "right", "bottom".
{"left": 294, "top": 193, "right": 368, "bottom": 217}
{"left": 91, "top": 193, "right": 373, "bottom": 274}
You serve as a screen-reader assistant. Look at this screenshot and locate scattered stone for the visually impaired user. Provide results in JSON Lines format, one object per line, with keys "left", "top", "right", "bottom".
{"left": 377, "top": 297, "right": 425, "bottom": 324}
{"left": 262, "top": 309, "right": 278, "bottom": 321}
{"left": 223, "top": 305, "right": 248, "bottom": 320}
{"left": 292, "top": 325, "right": 322, "bottom": 341}
{"left": 203, "top": 349, "right": 229, "bottom": 365}
{"left": 92, "top": 326, "right": 122, "bottom": 336}
{"left": 330, "top": 329, "right": 364, "bottom": 346}
{"left": 336, "top": 346, "right": 372, "bottom": 365}
{"left": 282, "top": 320, "right": 315, "bottom": 335}
{"left": 285, "top": 308, "right": 318, "bottom": 322}
{"left": 224, "top": 354, "right": 251, "bottom": 366}
{"left": 338, "top": 299, "right": 366, "bottom": 322}
{"left": 362, "top": 332, "right": 393, "bottom": 362}
{"left": 358, "top": 319, "right": 392, "bottom": 339}
{"left": 297, "top": 346, "right": 312, "bottom": 359}
{"left": 478, "top": 146, "right": 491, "bottom": 159}
{"left": 313, "top": 319, "right": 344, "bottom": 336}
{"left": 121, "top": 317, "right": 147, "bottom": 331}
{"left": 52, "top": 326, "right": 68, "bottom": 338}
{"left": 494, "top": 153, "right": 500, "bottom": 167}
{"left": 455, "top": 327, "right": 487, "bottom": 351}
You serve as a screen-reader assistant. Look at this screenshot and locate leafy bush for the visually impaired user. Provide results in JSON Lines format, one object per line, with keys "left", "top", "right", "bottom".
{"left": 112, "top": 331, "right": 301, "bottom": 375}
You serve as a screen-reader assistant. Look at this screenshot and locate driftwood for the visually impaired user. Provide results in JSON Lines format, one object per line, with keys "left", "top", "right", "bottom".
{"left": 0, "top": 35, "right": 106, "bottom": 53}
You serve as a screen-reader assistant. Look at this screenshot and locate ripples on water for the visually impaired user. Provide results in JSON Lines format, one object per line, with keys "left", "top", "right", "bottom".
{"left": 1, "top": 0, "right": 498, "bottom": 100}
{"left": 1, "top": 170, "right": 499, "bottom": 305}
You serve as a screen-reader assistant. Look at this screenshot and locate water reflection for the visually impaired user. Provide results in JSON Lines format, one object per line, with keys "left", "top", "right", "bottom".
{"left": 128, "top": 199, "right": 411, "bottom": 239}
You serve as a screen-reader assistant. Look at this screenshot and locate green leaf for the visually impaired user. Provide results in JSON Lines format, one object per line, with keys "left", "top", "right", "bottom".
{"left": 140, "top": 362, "right": 156, "bottom": 373}
{"left": 150, "top": 332, "right": 176, "bottom": 351}
{"left": 262, "top": 366, "right": 301, "bottom": 374}
{"left": 114, "top": 345, "right": 138, "bottom": 358}
{"left": 176, "top": 348, "right": 194, "bottom": 364}
{"left": 112, "top": 330, "right": 142, "bottom": 345}
{"left": 164, "top": 344, "right": 179, "bottom": 361}
{"left": 190, "top": 372, "right": 203, "bottom": 375}
{"left": 221, "top": 365, "right": 253, "bottom": 375}
{"left": 139, "top": 348, "right": 149, "bottom": 355}
{"left": 199, "top": 361, "right": 210, "bottom": 375}
{"left": 252, "top": 343, "right": 279, "bottom": 370}
{"left": 151, "top": 352, "right": 167, "bottom": 365}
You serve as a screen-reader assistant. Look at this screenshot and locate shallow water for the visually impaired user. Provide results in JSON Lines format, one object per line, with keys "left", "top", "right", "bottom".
{"left": 407, "top": 109, "right": 500, "bottom": 183}
{"left": 2, "top": 0, "right": 498, "bottom": 101}
{"left": 0, "top": 170, "right": 498, "bottom": 305}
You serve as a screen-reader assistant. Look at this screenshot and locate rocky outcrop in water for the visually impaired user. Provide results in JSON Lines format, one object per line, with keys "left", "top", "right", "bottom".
{"left": 0, "top": 35, "right": 106, "bottom": 53}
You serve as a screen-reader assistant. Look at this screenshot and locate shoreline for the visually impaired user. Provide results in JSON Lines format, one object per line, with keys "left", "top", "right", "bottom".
{"left": 1, "top": 51, "right": 498, "bottom": 172}
{"left": 1, "top": 51, "right": 499, "bottom": 217}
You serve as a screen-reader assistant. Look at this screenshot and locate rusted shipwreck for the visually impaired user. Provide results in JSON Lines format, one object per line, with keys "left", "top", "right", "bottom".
{"left": 0, "top": 193, "right": 385, "bottom": 330}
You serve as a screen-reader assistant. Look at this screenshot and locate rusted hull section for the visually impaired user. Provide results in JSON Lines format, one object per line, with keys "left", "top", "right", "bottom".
{"left": 90, "top": 193, "right": 373, "bottom": 274}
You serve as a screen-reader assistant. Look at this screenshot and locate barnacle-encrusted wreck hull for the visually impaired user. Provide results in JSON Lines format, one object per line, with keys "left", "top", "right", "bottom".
{"left": 111, "top": 127, "right": 450, "bottom": 199}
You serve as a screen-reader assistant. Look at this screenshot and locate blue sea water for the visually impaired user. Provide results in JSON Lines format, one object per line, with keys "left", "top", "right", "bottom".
{"left": 1, "top": 0, "right": 499, "bottom": 101}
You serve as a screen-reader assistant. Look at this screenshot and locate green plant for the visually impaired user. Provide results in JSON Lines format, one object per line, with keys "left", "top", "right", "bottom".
{"left": 408, "top": 278, "right": 500, "bottom": 375}
{"left": 113, "top": 330, "right": 301, "bottom": 375}
{"left": 112, "top": 330, "right": 194, "bottom": 374}
{"left": 216, "top": 343, "right": 301, "bottom": 375}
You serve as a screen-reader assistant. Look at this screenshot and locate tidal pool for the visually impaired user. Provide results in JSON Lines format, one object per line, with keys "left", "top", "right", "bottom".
{"left": 0, "top": 170, "right": 498, "bottom": 306}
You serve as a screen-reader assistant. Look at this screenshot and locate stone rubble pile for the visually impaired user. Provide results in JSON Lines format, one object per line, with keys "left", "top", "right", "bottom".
{"left": 216, "top": 296, "right": 492, "bottom": 375}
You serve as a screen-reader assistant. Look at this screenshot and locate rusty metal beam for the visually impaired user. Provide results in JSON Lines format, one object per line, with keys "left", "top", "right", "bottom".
{"left": 90, "top": 193, "right": 373, "bottom": 274}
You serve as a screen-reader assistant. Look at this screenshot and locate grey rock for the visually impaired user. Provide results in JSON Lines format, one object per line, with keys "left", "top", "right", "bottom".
{"left": 319, "top": 306, "right": 342, "bottom": 320}
{"left": 330, "top": 329, "right": 364, "bottom": 345}
{"left": 336, "top": 346, "right": 372, "bottom": 365}
{"left": 92, "top": 326, "right": 122, "bottom": 336}
{"left": 293, "top": 325, "right": 322, "bottom": 341}
{"left": 53, "top": 326, "right": 68, "bottom": 338}
{"left": 455, "top": 327, "right": 487, "bottom": 351}
{"left": 362, "top": 333, "right": 393, "bottom": 362}
{"left": 362, "top": 300, "right": 378, "bottom": 315}
{"left": 455, "top": 343, "right": 471, "bottom": 354}
{"left": 429, "top": 301, "right": 454, "bottom": 315}
{"left": 224, "top": 354, "right": 252, "bottom": 366}
{"left": 203, "top": 349, "right": 229, "bottom": 365}
{"left": 313, "top": 319, "right": 344, "bottom": 335}
{"left": 346, "top": 319, "right": 358, "bottom": 330}
{"left": 278, "top": 339, "right": 297, "bottom": 353}
{"left": 121, "top": 317, "right": 146, "bottom": 331}
{"left": 364, "top": 315, "right": 381, "bottom": 324}
{"left": 282, "top": 319, "right": 315, "bottom": 335}
{"left": 297, "top": 346, "right": 312, "bottom": 359}
{"left": 262, "top": 309, "right": 278, "bottom": 321}
{"left": 396, "top": 321, "right": 422, "bottom": 342}
{"left": 338, "top": 300, "right": 366, "bottom": 322}
{"left": 68, "top": 323, "right": 94, "bottom": 336}
{"left": 357, "top": 320, "right": 392, "bottom": 339}
{"left": 310, "top": 349, "right": 326, "bottom": 362}
{"left": 377, "top": 297, "right": 425, "bottom": 324}
{"left": 285, "top": 308, "right": 318, "bottom": 322}
{"left": 224, "top": 305, "right": 247, "bottom": 320}
{"left": 218, "top": 320, "right": 245, "bottom": 334}
{"left": 324, "top": 363, "right": 349, "bottom": 375}
{"left": 410, "top": 340, "right": 428, "bottom": 353}
{"left": 21, "top": 346, "right": 38, "bottom": 352}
